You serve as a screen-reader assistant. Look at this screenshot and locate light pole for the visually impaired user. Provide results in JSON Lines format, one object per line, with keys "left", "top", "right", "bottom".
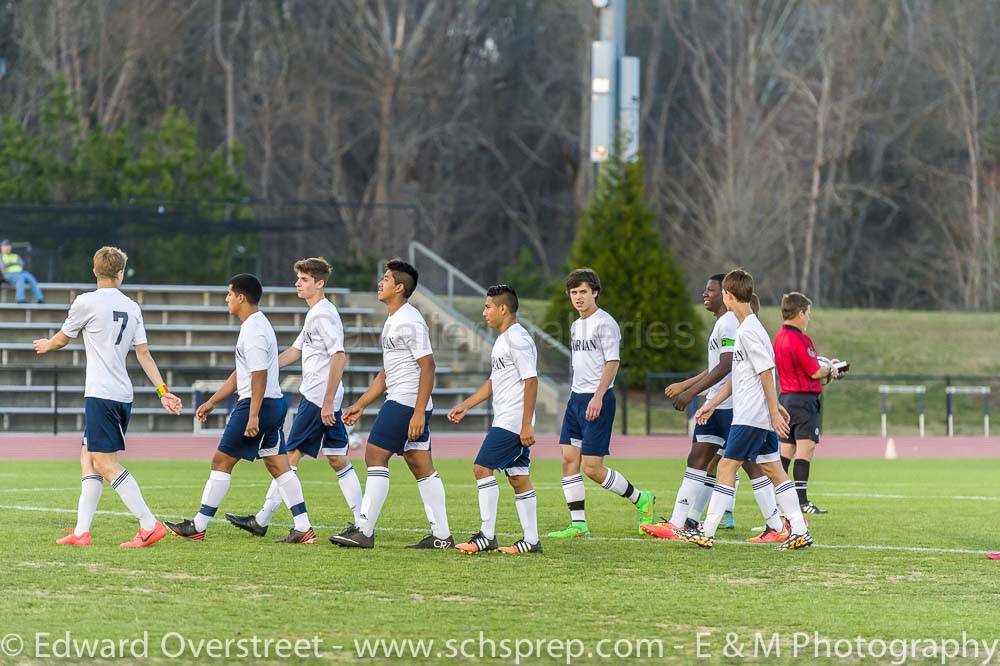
{"left": 590, "top": 0, "right": 639, "bottom": 166}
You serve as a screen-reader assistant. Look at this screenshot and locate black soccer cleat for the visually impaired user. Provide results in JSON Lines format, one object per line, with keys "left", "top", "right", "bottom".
{"left": 406, "top": 533, "right": 455, "bottom": 550}
{"left": 163, "top": 519, "right": 205, "bottom": 541}
{"left": 329, "top": 524, "right": 374, "bottom": 549}
{"left": 278, "top": 527, "right": 317, "bottom": 544}
{"left": 455, "top": 531, "right": 498, "bottom": 554}
{"left": 676, "top": 525, "right": 714, "bottom": 549}
{"left": 225, "top": 513, "right": 268, "bottom": 537}
{"left": 777, "top": 531, "right": 814, "bottom": 551}
{"left": 800, "top": 501, "right": 829, "bottom": 515}
{"left": 684, "top": 517, "right": 700, "bottom": 531}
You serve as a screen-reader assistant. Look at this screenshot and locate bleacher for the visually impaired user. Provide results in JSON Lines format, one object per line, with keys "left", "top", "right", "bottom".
{"left": 0, "top": 283, "right": 498, "bottom": 433}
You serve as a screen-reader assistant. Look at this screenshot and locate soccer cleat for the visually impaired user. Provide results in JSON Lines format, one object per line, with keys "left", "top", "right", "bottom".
{"left": 676, "top": 526, "right": 714, "bottom": 549}
{"left": 719, "top": 510, "right": 736, "bottom": 529}
{"left": 329, "top": 525, "right": 374, "bottom": 549}
{"left": 640, "top": 521, "right": 681, "bottom": 541}
{"left": 406, "top": 534, "right": 456, "bottom": 550}
{"left": 684, "top": 517, "right": 700, "bottom": 530}
{"left": 635, "top": 491, "right": 656, "bottom": 527}
{"left": 278, "top": 527, "right": 317, "bottom": 544}
{"left": 546, "top": 521, "right": 591, "bottom": 539}
{"left": 455, "top": 531, "right": 498, "bottom": 554}
{"left": 987, "top": 552, "right": 1000, "bottom": 560}
{"left": 800, "top": 501, "right": 828, "bottom": 514}
{"left": 120, "top": 522, "right": 167, "bottom": 548}
{"left": 56, "top": 531, "right": 92, "bottom": 546}
{"left": 777, "top": 531, "right": 814, "bottom": 550}
{"left": 747, "top": 525, "right": 788, "bottom": 543}
{"left": 225, "top": 513, "right": 268, "bottom": 537}
{"left": 499, "top": 539, "right": 543, "bottom": 554}
{"left": 164, "top": 519, "right": 206, "bottom": 541}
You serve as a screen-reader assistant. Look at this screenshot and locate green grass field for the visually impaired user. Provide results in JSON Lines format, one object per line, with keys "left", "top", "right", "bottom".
{"left": 3, "top": 457, "right": 998, "bottom": 663}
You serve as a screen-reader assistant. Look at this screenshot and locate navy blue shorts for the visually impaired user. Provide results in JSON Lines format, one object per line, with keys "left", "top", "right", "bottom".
{"left": 83, "top": 397, "right": 132, "bottom": 453}
{"left": 474, "top": 427, "right": 531, "bottom": 476}
{"left": 693, "top": 408, "right": 733, "bottom": 447}
{"left": 559, "top": 389, "right": 616, "bottom": 457}
{"left": 218, "top": 397, "right": 289, "bottom": 462}
{"left": 722, "top": 424, "right": 780, "bottom": 463}
{"left": 367, "top": 400, "right": 432, "bottom": 455}
{"left": 286, "top": 399, "right": 349, "bottom": 458}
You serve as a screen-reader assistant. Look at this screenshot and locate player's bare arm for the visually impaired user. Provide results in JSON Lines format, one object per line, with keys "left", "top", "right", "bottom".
{"left": 322, "top": 351, "right": 346, "bottom": 426}
{"left": 521, "top": 377, "right": 538, "bottom": 447}
{"left": 244, "top": 370, "right": 267, "bottom": 438}
{"left": 760, "top": 369, "right": 790, "bottom": 438}
{"left": 674, "top": 354, "right": 733, "bottom": 411}
{"left": 134, "top": 343, "right": 183, "bottom": 415}
{"left": 665, "top": 369, "right": 707, "bottom": 399}
{"left": 695, "top": 378, "right": 732, "bottom": 424}
{"left": 586, "top": 360, "right": 619, "bottom": 421}
{"left": 33, "top": 331, "right": 72, "bottom": 355}
{"left": 448, "top": 379, "right": 492, "bottom": 424}
{"left": 409, "top": 354, "right": 436, "bottom": 441}
{"left": 196, "top": 371, "right": 237, "bottom": 422}
{"left": 277, "top": 346, "right": 302, "bottom": 368}
{"left": 342, "top": 369, "right": 387, "bottom": 426}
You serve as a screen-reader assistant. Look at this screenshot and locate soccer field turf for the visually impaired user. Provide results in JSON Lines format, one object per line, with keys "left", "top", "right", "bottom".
{"left": 2, "top": 457, "right": 998, "bottom": 664}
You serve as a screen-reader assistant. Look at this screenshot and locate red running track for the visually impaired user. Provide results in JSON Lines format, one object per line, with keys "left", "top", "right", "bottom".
{"left": 0, "top": 433, "right": 997, "bottom": 460}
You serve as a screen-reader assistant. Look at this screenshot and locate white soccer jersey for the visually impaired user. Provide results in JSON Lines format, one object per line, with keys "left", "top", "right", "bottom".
{"left": 293, "top": 299, "right": 346, "bottom": 410}
{"left": 60, "top": 288, "right": 147, "bottom": 403}
{"left": 570, "top": 308, "right": 621, "bottom": 394}
{"left": 236, "top": 311, "right": 283, "bottom": 401}
{"left": 731, "top": 313, "right": 777, "bottom": 430}
{"left": 490, "top": 323, "right": 538, "bottom": 433}
{"left": 706, "top": 311, "right": 739, "bottom": 409}
{"left": 381, "top": 302, "right": 434, "bottom": 409}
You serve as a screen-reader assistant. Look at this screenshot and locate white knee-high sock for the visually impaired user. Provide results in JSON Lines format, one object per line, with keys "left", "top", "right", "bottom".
{"left": 75, "top": 474, "right": 104, "bottom": 536}
{"left": 601, "top": 468, "right": 641, "bottom": 504}
{"left": 476, "top": 476, "right": 500, "bottom": 539}
{"left": 194, "top": 470, "right": 231, "bottom": 531}
{"left": 774, "top": 480, "right": 808, "bottom": 534}
{"left": 561, "top": 474, "right": 586, "bottom": 522}
{"left": 689, "top": 473, "right": 716, "bottom": 522}
{"left": 702, "top": 483, "right": 735, "bottom": 538}
{"left": 358, "top": 466, "right": 390, "bottom": 537}
{"left": 110, "top": 468, "right": 156, "bottom": 531}
{"left": 670, "top": 467, "right": 706, "bottom": 526}
{"left": 417, "top": 472, "right": 451, "bottom": 539}
{"left": 336, "top": 463, "right": 364, "bottom": 523}
{"left": 727, "top": 476, "right": 740, "bottom": 512}
{"left": 751, "top": 476, "right": 784, "bottom": 531}
{"left": 514, "top": 488, "right": 538, "bottom": 544}
{"left": 275, "top": 470, "right": 311, "bottom": 532}
{"left": 255, "top": 476, "right": 283, "bottom": 527}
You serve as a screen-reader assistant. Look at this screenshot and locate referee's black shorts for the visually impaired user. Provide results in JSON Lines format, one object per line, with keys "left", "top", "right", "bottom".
{"left": 779, "top": 392, "right": 821, "bottom": 444}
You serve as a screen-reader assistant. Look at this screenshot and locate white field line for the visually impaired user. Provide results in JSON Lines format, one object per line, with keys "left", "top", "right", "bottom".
{"left": 0, "top": 503, "right": 990, "bottom": 556}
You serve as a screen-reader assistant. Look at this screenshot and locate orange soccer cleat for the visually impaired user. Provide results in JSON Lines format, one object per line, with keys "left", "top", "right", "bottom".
{"left": 987, "top": 552, "right": 1000, "bottom": 560}
{"left": 120, "top": 522, "right": 168, "bottom": 548}
{"left": 56, "top": 531, "right": 92, "bottom": 546}
{"left": 641, "top": 521, "right": 682, "bottom": 541}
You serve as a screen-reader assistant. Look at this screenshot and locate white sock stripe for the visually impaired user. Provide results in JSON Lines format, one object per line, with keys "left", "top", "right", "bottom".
{"left": 82, "top": 474, "right": 103, "bottom": 482}
{"left": 336, "top": 464, "right": 355, "bottom": 478}
{"left": 601, "top": 470, "right": 616, "bottom": 489}
{"left": 775, "top": 481, "right": 795, "bottom": 494}
{"left": 562, "top": 474, "right": 584, "bottom": 483}
{"left": 684, "top": 473, "right": 705, "bottom": 482}
{"left": 477, "top": 478, "right": 500, "bottom": 488}
{"left": 713, "top": 485, "right": 737, "bottom": 497}
{"left": 751, "top": 479, "right": 772, "bottom": 490}
{"left": 515, "top": 491, "right": 536, "bottom": 500}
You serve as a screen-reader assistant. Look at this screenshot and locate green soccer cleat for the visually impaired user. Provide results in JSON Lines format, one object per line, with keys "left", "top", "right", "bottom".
{"left": 635, "top": 490, "right": 656, "bottom": 529}
{"left": 547, "top": 521, "right": 591, "bottom": 539}
{"left": 719, "top": 510, "right": 736, "bottom": 530}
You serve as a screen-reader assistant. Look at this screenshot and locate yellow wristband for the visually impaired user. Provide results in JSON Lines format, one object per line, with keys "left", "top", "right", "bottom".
{"left": 155, "top": 384, "right": 169, "bottom": 398}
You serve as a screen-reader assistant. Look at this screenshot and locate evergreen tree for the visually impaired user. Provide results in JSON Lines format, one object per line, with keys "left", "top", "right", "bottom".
{"left": 544, "top": 149, "right": 704, "bottom": 383}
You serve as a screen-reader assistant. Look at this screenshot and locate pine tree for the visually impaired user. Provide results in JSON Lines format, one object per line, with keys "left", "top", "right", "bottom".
{"left": 544, "top": 149, "right": 704, "bottom": 383}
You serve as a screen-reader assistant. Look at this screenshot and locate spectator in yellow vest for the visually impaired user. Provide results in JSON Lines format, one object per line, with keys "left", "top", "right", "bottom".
{"left": 1, "top": 240, "right": 44, "bottom": 304}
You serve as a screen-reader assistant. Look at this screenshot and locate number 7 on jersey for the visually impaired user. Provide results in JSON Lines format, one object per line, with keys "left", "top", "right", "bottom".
{"left": 113, "top": 310, "right": 129, "bottom": 345}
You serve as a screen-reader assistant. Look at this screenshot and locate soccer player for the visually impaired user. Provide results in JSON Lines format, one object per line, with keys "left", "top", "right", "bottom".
{"left": 773, "top": 291, "right": 840, "bottom": 514}
{"left": 33, "top": 246, "right": 181, "bottom": 548}
{"left": 224, "top": 258, "right": 363, "bottom": 537}
{"left": 165, "top": 274, "right": 316, "bottom": 544}
{"left": 679, "top": 269, "right": 812, "bottom": 550}
{"left": 330, "top": 259, "right": 453, "bottom": 549}
{"left": 448, "top": 285, "right": 541, "bottom": 555}
{"left": 548, "top": 268, "right": 654, "bottom": 539}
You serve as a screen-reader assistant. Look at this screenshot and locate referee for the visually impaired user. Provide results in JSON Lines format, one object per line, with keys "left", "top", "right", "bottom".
{"left": 773, "top": 292, "right": 840, "bottom": 514}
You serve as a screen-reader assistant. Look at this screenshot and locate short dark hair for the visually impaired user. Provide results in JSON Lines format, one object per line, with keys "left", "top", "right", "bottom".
{"left": 486, "top": 284, "right": 519, "bottom": 313}
{"left": 709, "top": 273, "right": 726, "bottom": 284}
{"left": 294, "top": 257, "right": 331, "bottom": 284}
{"left": 385, "top": 258, "right": 419, "bottom": 298}
{"left": 722, "top": 269, "right": 753, "bottom": 303}
{"left": 781, "top": 292, "right": 812, "bottom": 321}
{"left": 229, "top": 273, "right": 263, "bottom": 305}
{"left": 566, "top": 268, "right": 601, "bottom": 297}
